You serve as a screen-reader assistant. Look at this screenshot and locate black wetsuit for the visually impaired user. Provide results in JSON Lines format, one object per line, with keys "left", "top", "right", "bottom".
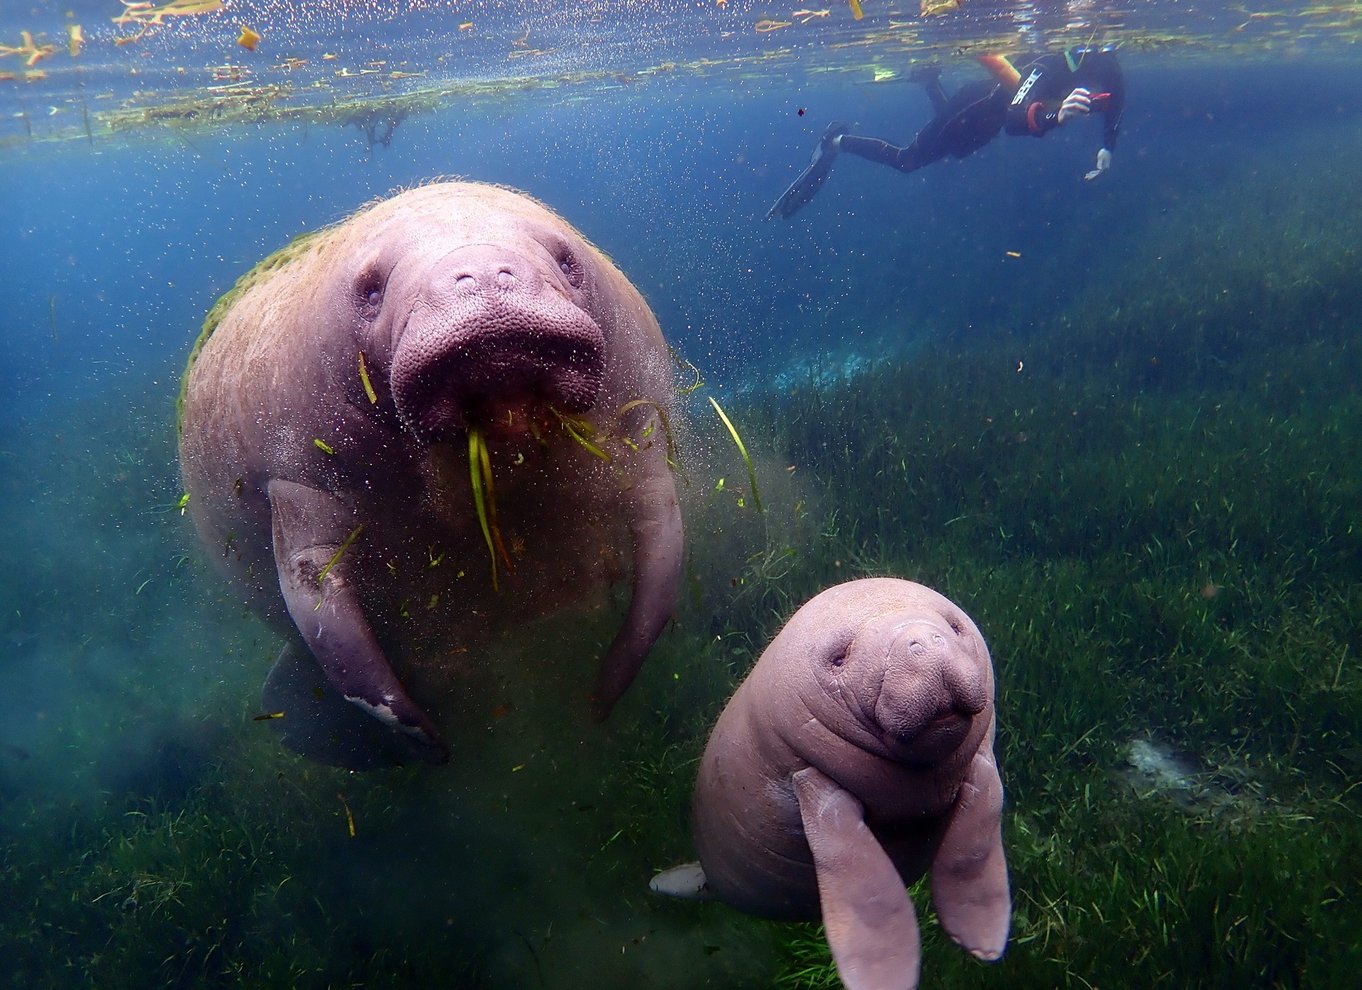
{"left": 839, "top": 50, "right": 1125, "bottom": 175}
{"left": 1005, "top": 50, "right": 1124, "bottom": 150}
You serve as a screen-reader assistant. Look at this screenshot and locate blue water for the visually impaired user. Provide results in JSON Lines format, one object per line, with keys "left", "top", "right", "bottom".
{"left": 3, "top": 2, "right": 1361, "bottom": 987}
{"left": 6, "top": 57, "right": 1356, "bottom": 404}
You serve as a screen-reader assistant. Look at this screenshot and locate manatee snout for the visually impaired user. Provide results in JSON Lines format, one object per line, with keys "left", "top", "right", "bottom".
{"left": 390, "top": 244, "right": 606, "bottom": 439}
{"left": 870, "top": 617, "right": 989, "bottom": 759}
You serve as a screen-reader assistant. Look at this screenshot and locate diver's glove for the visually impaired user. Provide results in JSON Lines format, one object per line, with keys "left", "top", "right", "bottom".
{"left": 1057, "top": 87, "right": 1092, "bottom": 124}
{"left": 1083, "top": 147, "right": 1113, "bottom": 182}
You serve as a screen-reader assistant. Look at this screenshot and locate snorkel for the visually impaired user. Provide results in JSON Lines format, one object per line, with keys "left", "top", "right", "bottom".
{"left": 977, "top": 53, "right": 1021, "bottom": 88}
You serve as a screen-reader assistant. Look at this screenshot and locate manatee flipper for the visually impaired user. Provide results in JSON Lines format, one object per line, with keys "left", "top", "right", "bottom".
{"left": 268, "top": 479, "right": 449, "bottom": 765}
{"left": 262, "top": 642, "right": 440, "bottom": 769}
{"left": 649, "top": 862, "right": 714, "bottom": 900}
{"left": 930, "top": 749, "right": 1010, "bottom": 960}
{"left": 590, "top": 466, "right": 683, "bottom": 720}
{"left": 793, "top": 766, "right": 921, "bottom": 990}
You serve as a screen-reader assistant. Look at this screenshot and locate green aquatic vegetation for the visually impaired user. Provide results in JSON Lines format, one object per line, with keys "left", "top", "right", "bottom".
{"left": 468, "top": 426, "right": 511, "bottom": 591}
{"left": 357, "top": 349, "right": 378, "bottom": 405}
{"left": 670, "top": 346, "right": 706, "bottom": 397}
{"left": 0, "top": 732, "right": 369, "bottom": 988}
{"left": 547, "top": 398, "right": 683, "bottom": 475}
{"left": 709, "top": 396, "right": 763, "bottom": 513}
{"left": 776, "top": 742, "right": 1360, "bottom": 989}
{"left": 315, "top": 524, "right": 363, "bottom": 595}
{"left": 176, "top": 228, "right": 328, "bottom": 433}
{"left": 709, "top": 245, "right": 1362, "bottom": 986}
{"left": 551, "top": 405, "right": 612, "bottom": 462}
{"left": 618, "top": 397, "right": 684, "bottom": 475}
{"left": 466, "top": 398, "right": 684, "bottom": 591}
{"left": 12, "top": 126, "right": 1362, "bottom": 987}
{"left": 601, "top": 736, "right": 702, "bottom": 859}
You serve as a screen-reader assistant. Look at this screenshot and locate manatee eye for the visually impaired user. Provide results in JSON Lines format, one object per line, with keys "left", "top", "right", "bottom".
{"left": 354, "top": 266, "right": 385, "bottom": 318}
{"left": 557, "top": 249, "right": 586, "bottom": 289}
{"left": 829, "top": 650, "right": 847, "bottom": 669}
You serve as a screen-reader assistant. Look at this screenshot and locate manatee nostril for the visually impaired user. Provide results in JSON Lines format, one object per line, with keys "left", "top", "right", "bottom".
{"left": 450, "top": 265, "right": 525, "bottom": 294}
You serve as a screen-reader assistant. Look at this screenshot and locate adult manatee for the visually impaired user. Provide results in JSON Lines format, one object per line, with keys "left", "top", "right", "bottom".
{"left": 178, "top": 181, "right": 682, "bottom": 769}
{"left": 651, "top": 578, "right": 1008, "bottom": 990}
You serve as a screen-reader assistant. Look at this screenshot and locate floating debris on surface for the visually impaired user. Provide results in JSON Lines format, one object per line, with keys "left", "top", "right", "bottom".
{"left": 6, "top": 1, "right": 1359, "bottom": 150}
{"left": 0, "top": 30, "right": 57, "bottom": 67}
{"left": 113, "top": 0, "right": 225, "bottom": 46}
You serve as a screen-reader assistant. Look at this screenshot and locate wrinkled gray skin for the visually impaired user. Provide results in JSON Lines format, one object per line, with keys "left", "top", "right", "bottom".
{"left": 179, "top": 182, "right": 682, "bottom": 769}
{"left": 654, "top": 578, "right": 1008, "bottom": 990}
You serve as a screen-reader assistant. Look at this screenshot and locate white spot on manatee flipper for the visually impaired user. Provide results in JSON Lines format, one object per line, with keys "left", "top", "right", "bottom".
{"left": 649, "top": 862, "right": 713, "bottom": 900}
{"left": 343, "top": 693, "right": 433, "bottom": 744}
{"left": 344, "top": 694, "right": 401, "bottom": 726}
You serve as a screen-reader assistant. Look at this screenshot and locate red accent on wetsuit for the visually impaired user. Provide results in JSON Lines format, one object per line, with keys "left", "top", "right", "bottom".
{"left": 1026, "top": 101, "right": 1044, "bottom": 134}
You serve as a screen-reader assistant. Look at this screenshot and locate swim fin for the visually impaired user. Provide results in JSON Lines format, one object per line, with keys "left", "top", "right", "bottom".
{"left": 766, "top": 121, "right": 849, "bottom": 220}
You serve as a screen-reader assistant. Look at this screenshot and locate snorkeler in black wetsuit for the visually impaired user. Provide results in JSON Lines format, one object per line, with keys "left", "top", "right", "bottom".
{"left": 767, "top": 46, "right": 1125, "bottom": 219}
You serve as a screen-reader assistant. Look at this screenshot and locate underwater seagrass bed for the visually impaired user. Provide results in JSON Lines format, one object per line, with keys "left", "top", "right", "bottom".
{"left": 6, "top": 130, "right": 1361, "bottom": 985}
{"left": 3, "top": 3, "right": 1362, "bottom": 989}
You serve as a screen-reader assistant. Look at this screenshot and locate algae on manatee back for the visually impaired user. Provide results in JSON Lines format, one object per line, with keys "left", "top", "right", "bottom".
{"left": 175, "top": 228, "right": 329, "bottom": 432}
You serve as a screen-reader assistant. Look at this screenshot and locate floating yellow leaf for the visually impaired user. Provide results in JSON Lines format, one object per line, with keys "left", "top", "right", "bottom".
{"left": 0, "top": 31, "right": 57, "bottom": 67}
{"left": 921, "top": 0, "right": 960, "bottom": 16}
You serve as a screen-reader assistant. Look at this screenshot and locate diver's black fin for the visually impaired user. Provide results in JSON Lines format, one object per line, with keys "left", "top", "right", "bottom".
{"left": 261, "top": 641, "right": 439, "bottom": 770}
{"left": 766, "top": 121, "right": 850, "bottom": 220}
